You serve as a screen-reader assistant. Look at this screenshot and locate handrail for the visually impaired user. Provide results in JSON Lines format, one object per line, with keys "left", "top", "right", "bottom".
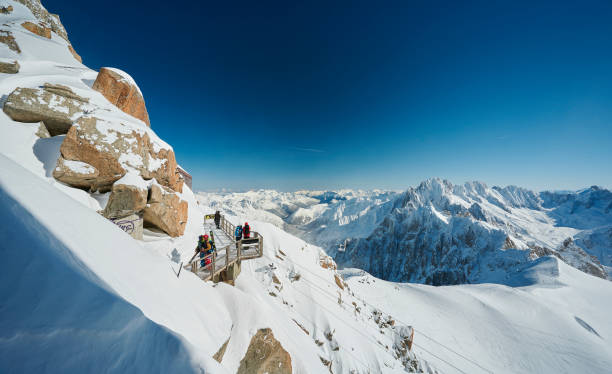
{"left": 187, "top": 213, "right": 264, "bottom": 281}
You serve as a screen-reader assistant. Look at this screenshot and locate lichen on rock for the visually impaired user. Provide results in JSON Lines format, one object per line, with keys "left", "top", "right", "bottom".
{"left": 3, "top": 84, "right": 89, "bottom": 136}
{"left": 93, "top": 67, "right": 150, "bottom": 126}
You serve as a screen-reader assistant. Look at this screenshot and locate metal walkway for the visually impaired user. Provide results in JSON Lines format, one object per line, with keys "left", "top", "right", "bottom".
{"left": 185, "top": 215, "right": 263, "bottom": 282}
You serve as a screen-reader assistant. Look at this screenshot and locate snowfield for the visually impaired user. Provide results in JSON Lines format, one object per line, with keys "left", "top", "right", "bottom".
{"left": 1, "top": 1, "right": 612, "bottom": 373}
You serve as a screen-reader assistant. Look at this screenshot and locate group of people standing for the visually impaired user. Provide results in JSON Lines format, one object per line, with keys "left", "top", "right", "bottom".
{"left": 234, "top": 222, "right": 251, "bottom": 241}
{"left": 212, "top": 210, "right": 251, "bottom": 240}
{"left": 195, "top": 211, "right": 251, "bottom": 269}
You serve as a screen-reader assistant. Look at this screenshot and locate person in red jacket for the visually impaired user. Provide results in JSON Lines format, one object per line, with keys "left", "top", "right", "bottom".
{"left": 243, "top": 222, "right": 251, "bottom": 239}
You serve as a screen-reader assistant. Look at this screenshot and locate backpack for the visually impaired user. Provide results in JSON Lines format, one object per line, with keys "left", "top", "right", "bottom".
{"left": 235, "top": 225, "right": 243, "bottom": 237}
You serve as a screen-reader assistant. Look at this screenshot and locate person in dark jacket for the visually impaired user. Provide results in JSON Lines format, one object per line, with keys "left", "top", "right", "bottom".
{"left": 214, "top": 211, "right": 221, "bottom": 229}
{"left": 243, "top": 222, "right": 251, "bottom": 239}
{"left": 235, "top": 225, "right": 243, "bottom": 241}
{"left": 196, "top": 234, "right": 212, "bottom": 267}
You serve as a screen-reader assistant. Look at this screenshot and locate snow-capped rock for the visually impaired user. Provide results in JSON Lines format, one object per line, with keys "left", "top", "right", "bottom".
{"left": 92, "top": 67, "right": 150, "bottom": 127}
{"left": 3, "top": 83, "right": 90, "bottom": 136}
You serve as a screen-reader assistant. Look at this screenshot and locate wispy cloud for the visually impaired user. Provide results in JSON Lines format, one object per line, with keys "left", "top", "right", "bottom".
{"left": 289, "top": 146, "right": 325, "bottom": 153}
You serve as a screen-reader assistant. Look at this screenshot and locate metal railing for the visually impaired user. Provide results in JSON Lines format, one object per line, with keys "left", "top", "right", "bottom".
{"left": 185, "top": 214, "right": 263, "bottom": 281}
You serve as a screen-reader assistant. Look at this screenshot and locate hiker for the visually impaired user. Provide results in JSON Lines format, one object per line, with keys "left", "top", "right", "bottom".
{"left": 214, "top": 211, "right": 221, "bottom": 229}
{"left": 235, "top": 224, "right": 243, "bottom": 241}
{"left": 243, "top": 222, "right": 251, "bottom": 239}
{"left": 196, "top": 234, "right": 212, "bottom": 267}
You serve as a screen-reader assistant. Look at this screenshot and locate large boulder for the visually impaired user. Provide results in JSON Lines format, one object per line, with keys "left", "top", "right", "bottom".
{"left": 0, "top": 30, "right": 20, "bottom": 53}
{"left": 3, "top": 84, "right": 89, "bottom": 136}
{"left": 143, "top": 183, "right": 188, "bottom": 237}
{"left": 102, "top": 173, "right": 148, "bottom": 219}
{"left": 53, "top": 158, "right": 99, "bottom": 189}
{"left": 102, "top": 173, "right": 148, "bottom": 240}
{"left": 0, "top": 59, "right": 19, "bottom": 74}
{"left": 21, "top": 21, "right": 51, "bottom": 38}
{"left": 55, "top": 116, "right": 183, "bottom": 192}
{"left": 93, "top": 67, "right": 150, "bottom": 126}
{"left": 237, "top": 328, "right": 292, "bottom": 374}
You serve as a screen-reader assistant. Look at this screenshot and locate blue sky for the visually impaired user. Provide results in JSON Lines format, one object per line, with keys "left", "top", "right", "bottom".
{"left": 47, "top": 0, "right": 612, "bottom": 191}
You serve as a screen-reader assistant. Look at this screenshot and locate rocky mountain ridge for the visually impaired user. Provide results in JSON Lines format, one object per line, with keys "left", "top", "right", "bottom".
{"left": 198, "top": 179, "right": 612, "bottom": 285}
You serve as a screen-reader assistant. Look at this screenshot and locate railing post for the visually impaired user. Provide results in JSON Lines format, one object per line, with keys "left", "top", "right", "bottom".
{"left": 212, "top": 251, "right": 216, "bottom": 278}
{"left": 225, "top": 245, "right": 229, "bottom": 268}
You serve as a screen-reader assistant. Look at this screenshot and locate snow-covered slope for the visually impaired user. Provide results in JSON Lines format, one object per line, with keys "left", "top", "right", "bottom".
{"left": 342, "top": 256, "right": 612, "bottom": 374}
{"left": 3, "top": 2, "right": 612, "bottom": 373}
{"left": 0, "top": 2, "right": 436, "bottom": 372}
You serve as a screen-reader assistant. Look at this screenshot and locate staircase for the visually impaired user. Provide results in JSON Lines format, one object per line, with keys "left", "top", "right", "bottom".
{"left": 185, "top": 214, "right": 263, "bottom": 282}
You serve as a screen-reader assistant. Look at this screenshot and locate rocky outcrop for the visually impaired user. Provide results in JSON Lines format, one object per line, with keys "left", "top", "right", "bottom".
{"left": 102, "top": 177, "right": 148, "bottom": 219}
{"left": 55, "top": 116, "right": 182, "bottom": 192}
{"left": 0, "top": 5, "right": 13, "bottom": 14}
{"left": 14, "top": 1, "right": 81, "bottom": 62}
{"left": 0, "top": 59, "right": 19, "bottom": 74}
{"left": 53, "top": 158, "right": 99, "bottom": 189}
{"left": 0, "top": 30, "right": 20, "bottom": 53}
{"left": 213, "top": 337, "right": 230, "bottom": 363}
{"left": 93, "top": 68, "right": 150, "bottom": 126}
{"left": 143, "top": 183, "right": 187, "bottom": 237}
{"left": 21, "top": 21, "right": 51, "bottom": 38}
{"left": 101, "top": 174, "right": 148, "bottom": 240}
{"left": 237, "top": 328, "right": 292, "bottom": 374}
{"left": 334, "top": 274, "right": 345, "bottom": 290}
{"left": 3, "top": 84, "right": 89, "bottom": 136}
{"left": 15, "top": 0, "right": 69, "bottom": 42}
{"left": 557, "top": 238, "right": 607, "bottom": 279}
{"left": 67, "top": 44, "right": 81, "bottom": 62}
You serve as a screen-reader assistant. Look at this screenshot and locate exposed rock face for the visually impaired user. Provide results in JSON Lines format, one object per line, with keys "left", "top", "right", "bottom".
{"left": 213, "top": 338, "right": 230, "bottom": 363}
{"left": 21, "top": 21, "right": 51, "bottom": 38}
{"left": 53, "top": 158, "right": 99, "bottom": 189}
{"left": 143, "top": 183, "right": 187, "bottom": 237}
{"left": 15, "top": 0, "right": 69, "bottom": 42}
{"left": 557, "top": 238, "right": 607, "bottom": 279}
{"left": 103, "top": 181, "right": 147, "bottom": 219}
{"left": 67, "top": 44, "right": 81, "bottom": 62}
{"left": 3, "top": 84, "right": 89, "bottom": 136}
{"left": 334, "top": 274, "right": 344, "bottom": 290}
{"left": 0, "top": 30, "right": 20, "bottom": 53}
{"left": 56, "top": 116, "right": 182, "bottom": 192}
{"left": 93, "top": 68, "right": 150, "bottom": 126}
{"left": 237, "top": 328, "right": 292, "bottom": 374}
{"left": 0, "top": 59, "right": 19, "bottom": 74}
